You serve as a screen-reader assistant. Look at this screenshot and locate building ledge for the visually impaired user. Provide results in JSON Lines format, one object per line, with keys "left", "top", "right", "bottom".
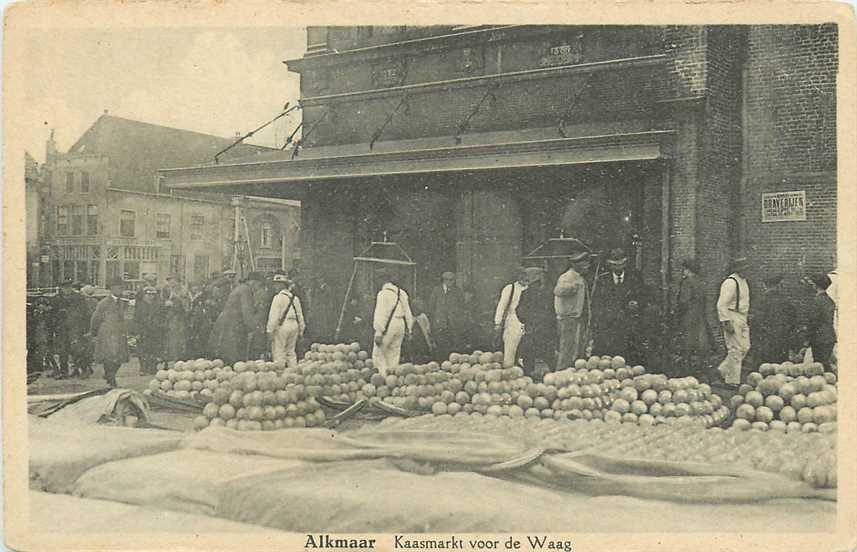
{"left": 160, "top": 129, "right": 675, "bottom": 198}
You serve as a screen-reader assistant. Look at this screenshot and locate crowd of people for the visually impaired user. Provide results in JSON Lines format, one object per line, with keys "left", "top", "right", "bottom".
{"left": 27, "top": 251, "right": 837, "bottom": 390}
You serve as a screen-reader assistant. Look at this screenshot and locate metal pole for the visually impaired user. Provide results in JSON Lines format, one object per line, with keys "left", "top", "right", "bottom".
{"left": 334, "top": 264, "right": 359, "bottom": 342}
{"left": 242, "top": 215, "right": 256, "bottom": 272}
{"left": 232, "top": 197, "right": 241, "bottom": 273}
{"left": 281, "top": 231, "right": 287, "bottom": 271}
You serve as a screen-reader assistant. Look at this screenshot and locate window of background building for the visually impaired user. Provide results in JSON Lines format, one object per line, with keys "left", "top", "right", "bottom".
{"left": 260, "top": 222, "right": 273, "bottom": 248}
{"left": 193, "top": 255, "right": 210, "bottom": 283}
{"left": 65, "top": 172, "right": 74, "bottom": 193}
{"left": 86, "top": 205, "right": 98, "bottom": 235}
{"left": 76, "top": 261, "right": 89, "bottom": 284}
{"left": 156, "top": 213, "right": 171, "bottom": 238}
{"left": 106, "top": 261, "right": 121, "bottom": 284}
{"left": 71, "top": 205, "right": 84, "bottom": 235}
{"left": 190, "top": 215, "right": 204, "bottom": 240}
{"left": 89, "top": 260, "right": 100, "bottom": 286}
{"left": 120, "top": 210, "right": 135, "bottom": 237}
{"left": 123, "top": 261, "right": 140, "bottom": 280}
{"left": 56, "top": 206, "right": 69, "bottom": 235}
{"left": 80, "top": 171, "right": 90, "bottom": 193}
{"left": 63, "top": 260, "right": 75, "bottom": 281}
{"left": 170, "top": 254, "right": 186, "bottom": 281}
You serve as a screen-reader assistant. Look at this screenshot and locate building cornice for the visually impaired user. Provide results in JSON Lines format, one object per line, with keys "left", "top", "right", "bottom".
{"left": 298, "top": 54, "right": 667, "bottom": 107}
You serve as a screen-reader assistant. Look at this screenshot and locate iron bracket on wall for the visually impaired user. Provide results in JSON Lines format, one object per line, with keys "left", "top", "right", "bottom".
{"left": 369, "top": 93, "right": 410, "bottom": 151}
{"left": 557, "top": 73, "right": 595, "bottom": 138}
{"left": 453, "top": 83, "right": 500, "bottom": 145}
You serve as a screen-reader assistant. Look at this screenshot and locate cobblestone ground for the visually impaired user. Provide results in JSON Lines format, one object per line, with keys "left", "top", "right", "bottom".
{"left": 28, "top": 357, "right": 152, "bottom": 396}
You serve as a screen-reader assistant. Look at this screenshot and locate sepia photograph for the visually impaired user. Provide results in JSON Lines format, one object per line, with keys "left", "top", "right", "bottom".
{"left": 3, "top": 2, "right": 856, "bottom": 550}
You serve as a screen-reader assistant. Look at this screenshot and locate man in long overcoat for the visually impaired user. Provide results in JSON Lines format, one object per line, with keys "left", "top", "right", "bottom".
{"left": 134, "top": 286, "right": 163, "bottom": 375}
{"left": 591, "top": 248, "right": 645, "bottom": 362}
{"left": 751, "top": 274, "right": 797, "bottom": 365}
{"left": 90, "top": 280, "right": 129, "bottom": 387}
{"left": 53, "top": 278, "right": 89, "bottom": 377}
{"left": 517, "top": 267, "right": 557, "bottom": 379}
{"left": 674, "top": 258, "right": 714, "bottom": 376}
{"left": 161, "top": 274, "right": 189, "bottom": 365}
{"left": 428, "top": 271, "right": 466, "bottom": 359}
{"left": 209, "top": 272, "right": 265, "bottom": 364}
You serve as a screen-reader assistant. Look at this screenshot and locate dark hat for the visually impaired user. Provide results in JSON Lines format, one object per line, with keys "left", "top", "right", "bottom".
{"left": 72, "top": 281, "right": 83, "bottom": 290}
{"left": 763, "top": 273, "right": 784, "bottom": 287}
{"left": 809, "top": 273, "right": 831, "bottom": 290}
{"left": 730, "top": 257, "right": 750, "bottom": 271}
{"left": 681, "top": 258, "right": 700, "bottom": 274}
{"left": 606, "top": 248, "right": 629, "bottom": 267}
{"left": 60, "top": 278, "right": 74, "bottom": 288}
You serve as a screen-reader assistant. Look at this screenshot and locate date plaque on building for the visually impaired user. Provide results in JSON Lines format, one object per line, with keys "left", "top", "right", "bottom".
{"left": 371, "top": 57, "right": 406, "bottom": 88}
{"left": 456, "top": 47, "right": 484, "bottom": 74}
{"left": 762, "top": 191, "right": 807, "bottom": 222}
{"left": 540, "top": 36, "right": 584, "bottom": 67}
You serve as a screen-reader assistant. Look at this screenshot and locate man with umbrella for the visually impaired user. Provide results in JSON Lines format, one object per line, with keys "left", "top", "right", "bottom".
{"left": 591, "top": 248, "right": 645, "bottom": 361}
{"left": 554, "top": 251, "right": 592, "bottom": 370}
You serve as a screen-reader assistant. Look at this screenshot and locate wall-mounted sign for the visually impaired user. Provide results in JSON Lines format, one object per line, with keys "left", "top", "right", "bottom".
{"left": 540, "top": 35, "right": 584, "bottom": 67}
{"left": 762, "top": 190, "right": 807, "bottom": 222}
{"left": 40, "top": 255, "right": 50, "bottom": 263}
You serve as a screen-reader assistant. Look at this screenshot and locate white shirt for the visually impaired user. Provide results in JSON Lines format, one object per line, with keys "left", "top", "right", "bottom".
{"left": 717, "top": 273, "right": 750, "bottom": 321}
{"left": 373, "top": 283, "right": 415, "bottom": 336}
{"left": 494, "top": 281, "right": 527, "bottom": 326}
{"left": 613, "top": 271, "right": 625, "bottom": 285}
{"left": 266, "top": 290, "right": 305, "bottom": 334}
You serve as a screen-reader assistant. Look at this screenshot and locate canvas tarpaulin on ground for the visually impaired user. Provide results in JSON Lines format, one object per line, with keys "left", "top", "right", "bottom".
{"left": 28, "top": 416, "right": 183, "bottom": 493}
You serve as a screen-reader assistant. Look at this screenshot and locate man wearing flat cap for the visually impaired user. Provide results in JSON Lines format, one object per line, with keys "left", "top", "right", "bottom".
{"left": 716, "top": 257, "right": 751, "bottom": 386}
{"left": 209, "top": 271, "right": 265, "bottom": 364}
{"left": 493, "top": 267, "right": 529, "bottom": 368}
{"left": 428, "top": 271, "right": 466, "bottom": 359}
{"left": 751, "top": 273, "right": 797, "bottom": 365}
{"left": 516, "top": 266, "right": 556, "bottom": 378}
{"left": 804, "top": 273, "right": 837, "bottom": 369}
{"left": 591, "top": 248, "right": 645, "bottom": 362}
{"left": 554, "top": 251, "right": 592, "bottom": 370}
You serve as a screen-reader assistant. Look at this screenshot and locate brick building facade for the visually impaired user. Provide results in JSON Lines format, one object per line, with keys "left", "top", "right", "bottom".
{"left": 34, "top": 115, "right": 302, "bottom": 289}
{"left": 161, "top": 25, "right": 838, "bottom": 342}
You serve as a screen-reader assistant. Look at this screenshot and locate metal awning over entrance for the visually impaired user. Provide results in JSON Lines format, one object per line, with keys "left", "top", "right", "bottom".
{"left": 159, "top": 129, "right": 675, "bottom": 199}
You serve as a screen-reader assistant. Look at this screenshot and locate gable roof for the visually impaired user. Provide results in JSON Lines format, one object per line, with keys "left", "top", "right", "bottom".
{"left": 67, "top": 114, "right": 276, "bottom": 193}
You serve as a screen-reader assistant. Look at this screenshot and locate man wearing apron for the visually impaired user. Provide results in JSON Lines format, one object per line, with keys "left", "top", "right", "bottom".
{"left": 372, "top": 269, "right": 414, "bottom": 376}
{"left": 493, "top": 267, "right": 529, "bottom": 368}
{"left": 716, "top": 257, "right": 751, "bottom": 386}
{"left": 266, "top": 274, "right": 306, "bottom": 369}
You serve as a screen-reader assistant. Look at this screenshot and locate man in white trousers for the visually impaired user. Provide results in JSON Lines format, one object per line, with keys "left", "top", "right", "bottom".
{"left": 372, "top": 268, "right": 414, "bottom": 376}
{"left": 493, "top": 267, "right": 529, "bottom": 367}
{"left": 716, "top": 257, "right": 751, "bottom": 387}
{"left": 266, "top": 275, "right": 306, "bottom": 369}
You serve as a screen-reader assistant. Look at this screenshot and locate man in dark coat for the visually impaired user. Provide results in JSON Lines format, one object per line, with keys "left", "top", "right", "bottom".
{"left": 288, "top": 268, "right": 310, "bottom": 357}
{"left": 53, "top": 278, "right": 89, "bottom": 378}
{"left": 134, "top": 286, "right": 163, "bottom": 375}
{"left": 591, "top": 248, "right": 645, "bottom": 362}
{"left": 805, "top": 273, "right": 837, "bottom": 369}
{"left": 209, "top": 272, "right": 265, "bottom": 364}
{"left": 428, "top": 271, "right": 467, "bottom": 359}
{"left": 516, "top": 267, "right": 557, "bottom": 380}
{"left": 751, "top": 273, "right": 798, "bottom": 365}
{"left": 90, "top": 280, "right": 130, "bottom": 387}
{"left": 673, "top": 258, "right": 714, "bottom": 377}
{"left": 309, "top": 276, "right": 339, "bottom": 342}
